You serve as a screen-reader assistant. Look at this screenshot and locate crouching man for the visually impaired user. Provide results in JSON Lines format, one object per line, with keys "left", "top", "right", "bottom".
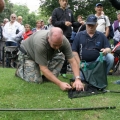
{"left": 16, "top": 27, "right": 84, "bottom": 91}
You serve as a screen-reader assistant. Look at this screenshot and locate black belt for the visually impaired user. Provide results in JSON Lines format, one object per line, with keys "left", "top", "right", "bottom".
{"left": 19, "top": 47, "right": 27, "bottom": 55}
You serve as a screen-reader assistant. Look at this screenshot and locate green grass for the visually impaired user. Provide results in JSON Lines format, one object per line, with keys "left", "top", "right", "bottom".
{"left": 0, "top": 67, "right": 120, "bottom": 120}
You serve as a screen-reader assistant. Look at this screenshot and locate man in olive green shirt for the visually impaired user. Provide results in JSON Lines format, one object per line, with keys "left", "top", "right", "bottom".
{"left": 16, "top": 27, "right": 84, "bottom": 91}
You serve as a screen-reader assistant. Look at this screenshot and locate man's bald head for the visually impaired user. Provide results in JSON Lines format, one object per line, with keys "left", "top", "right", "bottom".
{"left": 49, "top": 27, "right": 63, "bottom": 37}
{"left": 48, "top": 27, "right": 64, "bottom": 50}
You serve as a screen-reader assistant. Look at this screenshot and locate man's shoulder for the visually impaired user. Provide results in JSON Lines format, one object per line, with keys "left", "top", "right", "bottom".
{"left": 67, "top": 8, "right": 73, "bottom": 12}
{"left": 77, "top": 30, "right": 86, "bottom": 35}
{"left": 14, "top": 21, "right": 21, "bottom": 25}
{"left": 53, "top": 7, "right": 60, "bottom": 12}
{"left": 74, "top": 31, "right": 86, "bottom": 42}
{"left": 104, "top": 15, "right": 109, "bottom": 21}
{"left": 63, "top": 35, "right": 70, "bottom": 43}
{"left": 95, "top": 14, "right": 107, "bottom": 19}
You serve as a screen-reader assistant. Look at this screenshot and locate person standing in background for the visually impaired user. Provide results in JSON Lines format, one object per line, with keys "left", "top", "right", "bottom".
{"left": 3, "top": 13, "right": 23, "bottom": 67}
{"left": 52, "top": 0, "right": 81, "bottom": 78}
{"left": 23, "top": 24, "right": 33, "bottom": 40}
{"left": 46, "top": 16, "right": 53, "bottom": 30}
{"left": 95, "top": 3, "right": 110, "bottom": 38}
{"left": 112, "top": 11, "right": 120, "bottom": 46}
{"left": 32, "top": 20, "right": 42, "bottom": 33}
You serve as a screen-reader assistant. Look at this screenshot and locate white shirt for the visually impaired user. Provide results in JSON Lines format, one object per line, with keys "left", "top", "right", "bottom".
{"left": 3, "top": 21, "right": 23, "bottom": 42}
{"left": 95, "top": 14, "right": 110, "bottom": 33}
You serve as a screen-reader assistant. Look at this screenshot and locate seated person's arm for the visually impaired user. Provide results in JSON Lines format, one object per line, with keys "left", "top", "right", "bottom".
{"left": 101, "top": 48, "right": 111, "bottom": 55}
{"left": 39, "top": 65, "right": 72, "bottom": 91}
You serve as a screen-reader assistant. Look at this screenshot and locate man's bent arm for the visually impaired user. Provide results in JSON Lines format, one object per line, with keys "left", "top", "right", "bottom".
{"left": 68, "top": 57, "right": 84, "bottom": 91}
{"left": 39, "top": 65, "right": 71, "bottom": 91}
{"left": 72, "top": 52, "right": 80, "bottom": 66}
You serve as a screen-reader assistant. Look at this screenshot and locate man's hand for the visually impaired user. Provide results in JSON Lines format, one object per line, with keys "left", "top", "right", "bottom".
{"left": 59, "top": 81, "right": 72, "bottom": 91}
{"left": 100, "top": 48, "right": 108, "bottom": 55}
{"left": 72, "top": 79, "right": 84, "bottom": 91}
{"left": 80, "top": 21, "right": 85, "bottom": 25}
{"left": 65, "top": 21, "right": 72, "bottom": 26}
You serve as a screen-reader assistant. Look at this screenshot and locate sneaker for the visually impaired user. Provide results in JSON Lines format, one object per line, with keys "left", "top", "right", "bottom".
{"left": 61, "top": 74, "right": 67, "bottom": 78}
{"left": 108, "top": 69, "right": 113, "bottom": 75}
{"left": 113, "top": 80, "right": 120, "bottom": 84}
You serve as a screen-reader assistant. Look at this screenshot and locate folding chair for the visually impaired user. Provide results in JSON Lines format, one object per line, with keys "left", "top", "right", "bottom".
{"left": 2, "top": 46, "right": 18, "bottom": 68}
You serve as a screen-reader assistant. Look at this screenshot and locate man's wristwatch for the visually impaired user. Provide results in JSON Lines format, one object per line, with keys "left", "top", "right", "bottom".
{"left": 75, "top": 76, "right": 81, "bottom": 80}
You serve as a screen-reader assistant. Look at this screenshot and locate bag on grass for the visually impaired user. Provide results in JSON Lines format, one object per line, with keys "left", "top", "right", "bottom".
{"left": 80, "top": 52, "right": 107, "bottom": 89}
{"left": 68, "top": 52, "right": 108, "bottom": 99}
{"left": 68, "top": 80, "right": 105, "bottom": 99}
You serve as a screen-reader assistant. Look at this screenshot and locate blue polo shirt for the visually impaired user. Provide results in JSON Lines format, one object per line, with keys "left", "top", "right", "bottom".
{"left": 72, "top": 30, "right": 110, "bottom": 62}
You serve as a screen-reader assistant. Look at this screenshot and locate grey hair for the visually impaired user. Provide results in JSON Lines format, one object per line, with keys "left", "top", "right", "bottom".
{"left": 10, "top": 13, "right": 17, "bottom": 19}
{"left": 3, "top": 18, "right": 9, "bottom": 22}
{"left": 48, "top": 27, "right": 63, "bottom": 37}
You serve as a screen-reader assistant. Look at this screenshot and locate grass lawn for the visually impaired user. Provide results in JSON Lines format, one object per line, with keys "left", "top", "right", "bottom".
{"left": 0, "top": 67, "right": 120, "bottom": 120}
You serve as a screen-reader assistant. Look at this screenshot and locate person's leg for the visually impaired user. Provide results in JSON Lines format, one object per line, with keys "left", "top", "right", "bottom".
{"left": 9, "top": 42, "right": 18, "bottom": 67}
{"left": 60, "top": 59, "right": 68, "bottom": 78}
{"left": 104, "top": 53, "right": 114, "bottom": 74}
{"left": 80, "top": 53, "right": 114, "bottom": 80}
{"left": 48, "top": 52, "right": 65, "bottom": 77}
{"left": 16, "top": 51, "right": 43, "bottom": 83}
{"left": 5, "top": 41, "right": 11, "bottom": 67}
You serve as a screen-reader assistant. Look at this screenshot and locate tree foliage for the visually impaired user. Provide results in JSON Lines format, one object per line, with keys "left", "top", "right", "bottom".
{"left": 39, "top": 0, "right": 117, "bottom": 22}
{"left": 0, "top": 0, "right": 13, "bottom": 23}
{"left": 8, "top": 4, "right": 41, "bottom": 28}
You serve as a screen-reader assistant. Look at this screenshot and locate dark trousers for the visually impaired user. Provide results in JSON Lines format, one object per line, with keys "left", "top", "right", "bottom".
{"left": 5, "top": 41, "right": 18, "bottom": 67}
{"left": 60, "top": 59, "right": 68, "bottom": 74}
{"left": 60, "top": 38, "right": 72, "bottom": 74}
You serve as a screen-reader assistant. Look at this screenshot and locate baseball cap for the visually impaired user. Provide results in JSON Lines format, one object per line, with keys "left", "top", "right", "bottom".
{"left": 95, "top": 3, "right": 103, "bottom": 7}
{"left": 86, "top": 14, "right": 97, "bottom": 25}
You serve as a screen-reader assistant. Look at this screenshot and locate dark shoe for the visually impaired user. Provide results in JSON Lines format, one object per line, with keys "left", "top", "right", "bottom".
{"left": 108, "top": 69, "right": 113, "bottom": 75}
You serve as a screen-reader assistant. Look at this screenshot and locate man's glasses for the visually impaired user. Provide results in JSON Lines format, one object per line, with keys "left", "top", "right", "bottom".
{"left": 12, "top": 16, "right": 16, "bottom": 19}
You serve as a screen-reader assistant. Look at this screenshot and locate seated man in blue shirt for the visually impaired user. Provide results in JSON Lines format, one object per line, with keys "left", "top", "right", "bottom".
{"left": 72, "top": 14, "right": 114, "bottom": 80}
